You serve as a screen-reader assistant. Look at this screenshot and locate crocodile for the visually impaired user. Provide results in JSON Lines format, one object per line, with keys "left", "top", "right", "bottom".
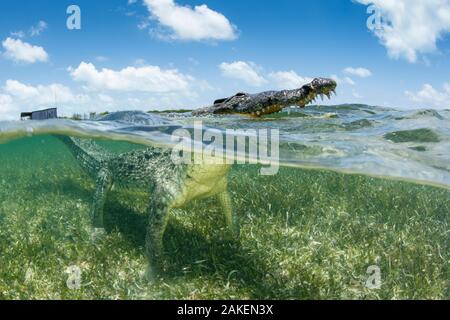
{"left": 53, "top": 77, "right": 337, "bottom": 279}
{"left": 192, "top": 77, "right": 336, "bottom": 116}
{"left": 56, "top": 135, "right": 234, "bottom": 279}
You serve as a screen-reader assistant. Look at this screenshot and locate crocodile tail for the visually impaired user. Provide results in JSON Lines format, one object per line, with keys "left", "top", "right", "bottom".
{"left": 55, "top": 135, "right": 109, "bottom": 179}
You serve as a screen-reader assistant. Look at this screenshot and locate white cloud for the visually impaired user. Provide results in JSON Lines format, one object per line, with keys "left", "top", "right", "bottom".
{"left": 143, "top": 0, "right": 237, "bottom": 41}
{"left": 344, "top": 67, "right": 372, "bottom": 78}
{"left": 444, "top": 82, "right": 450, "bottom": 94}
{"left": 2, "top": 38, "right": 48, "bottom": 64}
{"left": 30, "top": 21, "right": 48, "bottom": 36}
{"left": 69, "top": 62, "right": 193, "bottom": 93}
{"left": 98, "top": 93, "right": 115, "bottom": 107}
{"left": 0, "top": 94, "right": 14, "bottom": 120}
{"left": 268, "top": 71, "right": 312, "bottom": 89}
{"left": 355, "top": 0, "right": 450, "bottom": 63}
{"left": 219, "top": 61, "right": 267, "bottom": 87}
{"left": 0, "top": 81, "right": 185, "bottom": 121}
{"left": 0, "top": 80, "right": 77, "bottom": 120}
{"left": 0, "top": 74, "right": 214, "bottom": 120}
{"left": 4, "top": 80, "right": 75, "bottom": 105}
{"left": 405, "top": 83, "right": 450, "bottom": 108}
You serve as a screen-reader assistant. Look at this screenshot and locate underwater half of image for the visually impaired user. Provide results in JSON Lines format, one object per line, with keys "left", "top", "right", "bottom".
{"left": 0, "top": 105, "right": 448, "bottom": 299}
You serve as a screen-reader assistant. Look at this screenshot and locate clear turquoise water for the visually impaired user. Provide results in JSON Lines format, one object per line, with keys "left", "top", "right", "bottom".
{"left": 0, "top": 105, "right": 448, "bottom": 299}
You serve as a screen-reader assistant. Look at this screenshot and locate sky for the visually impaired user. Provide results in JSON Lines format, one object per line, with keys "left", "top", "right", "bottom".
{"left": 0, "top": 0, "right": 450, "bottom": 120}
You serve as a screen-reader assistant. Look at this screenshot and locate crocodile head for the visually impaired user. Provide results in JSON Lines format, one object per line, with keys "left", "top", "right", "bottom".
{"left": 299, "top": 77, "right": 338, "bottom": 104}
{"left": 193, "top": 77, "right": 337, "bottom": 117}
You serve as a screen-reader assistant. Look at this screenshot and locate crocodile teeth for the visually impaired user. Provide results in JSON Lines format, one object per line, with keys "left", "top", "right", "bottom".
{"left": 320, "top": 94, "right": 324, "bottom": 101}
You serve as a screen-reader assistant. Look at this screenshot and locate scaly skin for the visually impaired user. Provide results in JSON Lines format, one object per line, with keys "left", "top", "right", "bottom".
{"left": 56, "top": 135, "right": 235, "bottom": 278}
{"left": 54, "top": 78, "right": 337, "bottom": 278}
{"left": 192, "top": 78, "right": 337, "bottom": 117}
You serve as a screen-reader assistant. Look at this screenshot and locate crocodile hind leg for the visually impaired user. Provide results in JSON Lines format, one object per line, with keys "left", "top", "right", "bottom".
{"left": 217, "top": 191, "right": 240, "bottom": 238}
{"left": 91, "top": 168, "right": 113, "bottom": 229}
{"left": 145, "top": 187, "right": 172, "bottom": 279}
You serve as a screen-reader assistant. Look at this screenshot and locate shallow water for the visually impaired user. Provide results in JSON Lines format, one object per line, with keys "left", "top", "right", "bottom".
{"left": 1, "top": 105, "right": 449, "bottom": 188}
{"left": 0, "top": 105, "right": 448, "bottom": 299}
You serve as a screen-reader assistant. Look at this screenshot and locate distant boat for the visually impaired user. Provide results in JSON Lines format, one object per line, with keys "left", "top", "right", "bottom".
{"left": 21, "top": 108, "right": 58, "bottom": 120}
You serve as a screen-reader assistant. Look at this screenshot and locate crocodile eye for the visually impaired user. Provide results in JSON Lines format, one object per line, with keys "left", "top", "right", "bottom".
{"left": 214, "top": 98, "right": 227, "bottom": 105}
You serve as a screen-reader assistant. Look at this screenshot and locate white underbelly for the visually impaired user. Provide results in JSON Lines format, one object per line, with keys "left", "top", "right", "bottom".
{"left": 171, "top": 164, "right": 230, "bottom": 208}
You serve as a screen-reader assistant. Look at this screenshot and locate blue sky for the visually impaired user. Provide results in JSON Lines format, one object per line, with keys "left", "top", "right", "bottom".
{"left": 0, "top": 0, "right": 449, "bottom": 119}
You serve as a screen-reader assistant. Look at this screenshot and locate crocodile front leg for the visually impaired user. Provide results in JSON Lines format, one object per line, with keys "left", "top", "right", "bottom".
{"left": 217, "top": 191, "right": 240, "bottom": 238}
{"left": 91, "top": 168, "right": 113, "bottom": 229}
{"left": 145, "top": 187, "right": 172, "bottom": 279}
